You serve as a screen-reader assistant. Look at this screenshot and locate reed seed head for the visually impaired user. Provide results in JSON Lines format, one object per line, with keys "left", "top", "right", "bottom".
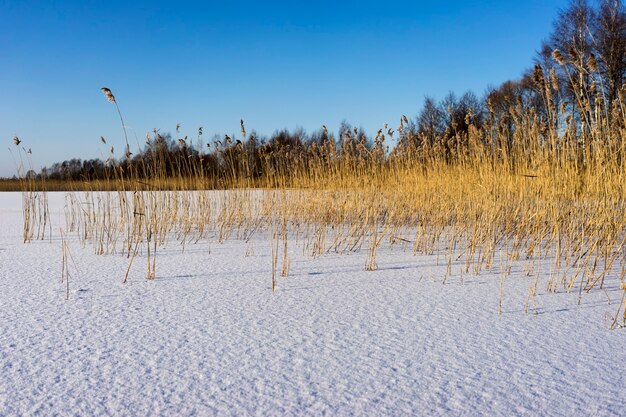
{"left": 552, "top": 49, "right": 565, "bottom": 66}
{"left": 549, "top": 68, "right": 559, "bottom": 91}
{"left": 587, "top": 53, "right": 597, "bottom": 72}
{"left": 532, "top": 64, "right": 546, "bottom": 89}
{"left": 101, "top": 87, "right": 116, "bottom": 103}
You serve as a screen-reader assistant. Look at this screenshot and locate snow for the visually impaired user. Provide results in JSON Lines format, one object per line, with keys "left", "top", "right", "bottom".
{"left": 0, "top": 191, "right": 624, "bottom": 416}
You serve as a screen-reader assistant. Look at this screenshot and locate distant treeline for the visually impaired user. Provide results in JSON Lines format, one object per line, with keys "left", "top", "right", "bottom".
{"left": 16, "top": 0, "right": 626, "bottom": 184}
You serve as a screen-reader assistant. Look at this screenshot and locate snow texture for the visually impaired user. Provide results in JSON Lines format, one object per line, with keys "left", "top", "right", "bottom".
{"left": 0, "top": 192, "right": 624, "bottom": 416}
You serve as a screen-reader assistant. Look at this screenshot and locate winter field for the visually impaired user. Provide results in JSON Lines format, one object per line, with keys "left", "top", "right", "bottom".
{"left": 1, "top": 191, "right": 625, "bottom": 416}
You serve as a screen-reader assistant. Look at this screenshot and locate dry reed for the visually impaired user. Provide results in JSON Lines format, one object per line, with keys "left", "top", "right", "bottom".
{"left": 14, "top": 76, "right": 626, "bottom": 329}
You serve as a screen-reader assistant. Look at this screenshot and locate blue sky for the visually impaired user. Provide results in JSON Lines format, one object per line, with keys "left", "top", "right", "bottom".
{"left": 1, "top": 0, "right": 569, "bottom": 177}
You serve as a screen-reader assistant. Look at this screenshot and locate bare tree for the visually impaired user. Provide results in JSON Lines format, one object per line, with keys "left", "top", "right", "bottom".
{"left": 550, "top": 0, "right": 596, "bottom": 75}
{"left": 416, "top": 96, "right": 446, "bottom": 145}
{"left": 593, "top": 0, "right": 626, "bottom": 104}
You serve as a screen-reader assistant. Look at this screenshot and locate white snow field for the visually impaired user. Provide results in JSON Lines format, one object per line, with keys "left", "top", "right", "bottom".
{"left": 0, "top": 191, "right": 624, "bottom": 417}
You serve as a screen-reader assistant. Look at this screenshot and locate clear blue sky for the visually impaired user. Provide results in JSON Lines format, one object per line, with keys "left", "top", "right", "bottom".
{"left": 1, "top": 0, "right": 569, "bottom": 177}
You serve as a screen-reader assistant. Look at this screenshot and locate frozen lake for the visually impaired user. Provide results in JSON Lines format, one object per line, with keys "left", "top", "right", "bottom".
{"left": 0, "top": 191, "right": 624, "bottom": 416}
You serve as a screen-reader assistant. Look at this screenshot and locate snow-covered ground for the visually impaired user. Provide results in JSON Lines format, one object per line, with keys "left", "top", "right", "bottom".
{"left": 0, "top": 192, "right": 624, "bottom": 416}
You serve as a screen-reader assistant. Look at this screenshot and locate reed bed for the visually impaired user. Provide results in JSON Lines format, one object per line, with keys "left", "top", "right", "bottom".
{"left": 54, "top": 155, "right": 626, "bottom": 328}
{"left": 13, "top": 79, "right": 626, "bottom": 329}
